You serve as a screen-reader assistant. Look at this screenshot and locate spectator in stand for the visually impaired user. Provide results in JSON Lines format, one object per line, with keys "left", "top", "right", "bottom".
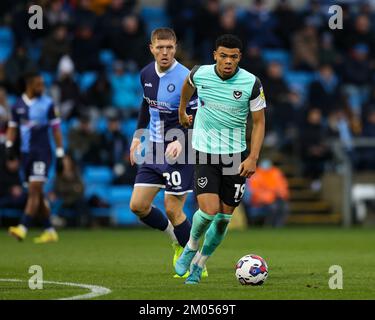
{"left": 4, "top": 45, "right": 37, "bottom": 94}
{"left": 342, "top": 14, "right": 375, "bottom": 58}
{"left": 72, "top": 0, "right": 98, "bottom": 31}
{"left": 46, "top": 0, "right": 71, "bottom": 28}
{"left": 166, "top": 0, "right": 199, "bottom": 52}
{"left": 241, "top": 43, "right": 266, "bottom": 79}
{"left": 299, "top": 0, "right": 326, "bottom": 32}
{"left": 357, "top": 108, "right": 375, "bottom": 170}
{"left": 299, "top": 108, "right": 332, "bottom": 190}
{"left": 245, "top": 158, "right": 289, "bottom": 227}
{"left": 108, "top": 14, "right": 148, "bottom": 68}
{"left": 67, "top": 113, "right": 102, "bottom": 165}
{"left": 262, "top": 61, "right": 294, "bottom": 149}
{"left": 243, "top": 0, "right": 281, "bottom": 49}
{"left": 85, "top": 72, "right": 111, "bottom": 110}
{"left": 318, "top": 32, "right": 341, "bottom": 69}
{"left": 274, "top": 0, "right": 300, "bottom": 50}
{"left": 341, "top": 44, "right": 373, "bottom": 117}
{"left": 48, "top": 154, "right": 92, "bottom": 227}
{"left": 109, "top": 60, "right": 141, "bottom": 115}
{"left": 72, "top": 23, "right": 101, "bottom": 72}
{"left": 0, "top": 145, "right": 27, "bottom": 210}
{"left": 193, "top": 0, "right": 221, "bottom": 63}
{"left": 100, "top": 112, "right": 136, "bottom": 185}
{"left": 99, "top": 0, "right": 138, "bottom": 45}
{"left": 0, "top": 87, "right": 9, "bottom": 139}
{"left": 292, "top": 19, "right": 319, "bottom": 71}
{"left": 308, "top": 64, "right": 342, "bottom": 118}
{"left": 51, "top": 55, "right": 82, "bottom": 120}
{"left": 40, "top": 24, "right": 71, "bottom": 72}
{"left": 218, "top": 5, "right": 247, "bottom": 47}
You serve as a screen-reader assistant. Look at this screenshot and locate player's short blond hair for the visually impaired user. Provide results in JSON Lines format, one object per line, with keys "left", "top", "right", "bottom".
{"left": 151, "top": 28, "right": 177, "bottom": 43}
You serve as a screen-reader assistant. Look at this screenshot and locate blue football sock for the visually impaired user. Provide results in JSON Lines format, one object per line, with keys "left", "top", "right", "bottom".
{"left": 173, "top": 218, "right": 191, "bottom": 247}
{"left": 140, "top": 206, "right": 169, "bottom": 231}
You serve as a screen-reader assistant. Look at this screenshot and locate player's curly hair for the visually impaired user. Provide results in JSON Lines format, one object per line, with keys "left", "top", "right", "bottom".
{"left": 215, "top": 34, "right": 243, "bottom": 51}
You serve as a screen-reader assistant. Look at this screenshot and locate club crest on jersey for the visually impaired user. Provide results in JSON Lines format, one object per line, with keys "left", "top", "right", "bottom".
{"left": 167, "top": 83, "right": 175, "bottom": 92}
{"left": 197, "top": 177, "right": 208, "bottom": 188}
{"left": 233, "top": 90, "right": 242, "bottom": 100}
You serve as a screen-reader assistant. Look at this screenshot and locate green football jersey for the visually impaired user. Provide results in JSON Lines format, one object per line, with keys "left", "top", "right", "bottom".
{"left": 189, "top": 64, "right": 266, "bottom": 154}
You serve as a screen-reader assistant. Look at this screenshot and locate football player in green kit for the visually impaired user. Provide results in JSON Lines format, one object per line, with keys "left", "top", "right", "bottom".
{"left": 176, "top": 34, "right": 266, "bottom": 284}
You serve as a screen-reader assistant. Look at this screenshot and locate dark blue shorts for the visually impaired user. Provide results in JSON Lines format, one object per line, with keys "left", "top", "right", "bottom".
{"left": 134, "top": 142, "right": 194, "bottom": 195}
{"left": 21, "top": 152, "right": 51, "bottom": 183}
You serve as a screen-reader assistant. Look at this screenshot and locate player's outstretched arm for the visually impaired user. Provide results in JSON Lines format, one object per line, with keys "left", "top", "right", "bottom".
{"left": 178, "top": 77, "right": 195, "bottom": 128}
{"left": 239, "top": 109, "right": 265, "bottom": 178}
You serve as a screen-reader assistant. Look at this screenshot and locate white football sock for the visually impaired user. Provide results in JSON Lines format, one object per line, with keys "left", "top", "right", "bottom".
{"left": 164, "top": 220, "right": 178, "bottom": 243}
{"left": 187, "top": 237, "right": 199, "bottom": 251}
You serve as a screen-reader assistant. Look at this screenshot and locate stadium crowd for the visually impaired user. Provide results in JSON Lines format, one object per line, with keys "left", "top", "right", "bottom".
{"left": 1, "top": 0, "right": 375, "bottom": 227}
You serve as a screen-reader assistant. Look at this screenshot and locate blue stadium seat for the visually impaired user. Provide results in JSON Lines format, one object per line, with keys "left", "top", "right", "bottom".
{"left": 111, "top": 205, "right": 140, "bottom": 225}
{"left": 91, "top": 207, "right": 111, "bottom": 217}
{"left": 108, "top": 186, "right": 133, "bottom": 204}
{"left": 78, "top": 72, "right": 97, "bottom": 91}
{"left": 140, "top": 7, "right": 170, "bottom": 34}
{"left": 263, "top": 49, "right": 290, "bottom": 70}
{"left": 40, "top": 71, "right": 55, "bottom": 88}
{"left": 284, "top": 71, "right": 315, "bottom": 101}
{"left": 0, "top": 27, "right": 13, "bottom": 63}
{"left": 99, "top": 49, "right": 115, "bottom": 70}
{"left": 95, "top": 117, "right": 107, "bottom": 133}
{"left": 121, "top": 118, "right": 138, "bottom": 141}
{"left": 83, "top": 166, "right": 113, "bottom": 185}
{"left": 85, "top": 184, "right": 108, "bottom": 198}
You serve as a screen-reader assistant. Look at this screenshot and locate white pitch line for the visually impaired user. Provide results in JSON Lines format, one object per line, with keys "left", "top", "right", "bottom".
{"left": 0, "top": 278, "right": 111, "bottom": 300}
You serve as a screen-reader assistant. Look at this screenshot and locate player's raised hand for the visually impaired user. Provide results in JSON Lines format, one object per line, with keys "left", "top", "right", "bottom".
{"left": 238, "top": 157, "right": 257, "bottom": 178}
{"left": 130, "top": 137, "right": 141, "bottom": 166}
{"left": 165, "top": 140, "right": 182, "bottom": 160}
{"left": 179, "top": 112, "right": 193, "bottom": 128}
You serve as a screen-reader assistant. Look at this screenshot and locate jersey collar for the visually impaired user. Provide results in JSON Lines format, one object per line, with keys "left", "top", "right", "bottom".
{"left": 154, "top": 59, "right": 178, "bottom": 78}
{"left": 214, "top": 65, "right": 240, "bottom": 81}
{"left": 21, "top": 93, "right": 37, "bottom": 107}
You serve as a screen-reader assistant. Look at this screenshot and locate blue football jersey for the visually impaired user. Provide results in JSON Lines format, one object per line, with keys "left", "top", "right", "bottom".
{"left": 9, "top": 94, "right": 60, "bottom": 154}
{"left": 140, "top": 60, "right": 197, "bottom": 143}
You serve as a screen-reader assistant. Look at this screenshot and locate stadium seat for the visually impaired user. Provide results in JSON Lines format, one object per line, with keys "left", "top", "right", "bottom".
{"left": 121, "top": 118, "right": 138, "bottom": 141}
{"left": 95, "top": 117, "right": 108, "bottom": 133}
{"left": 0, "top": 27, "right": 13, "bottom": 63}
{"left": 108, "top": 186, "right": 133, "bottom": 204}
{"left": 99, "top": 49, "right": 115, "bottom": 70}
{"left": 284, "top": 71, "right": 315, "bottom": 101}
{"left": 111, "top": 204, "right": 140, "bottom": 225}
{"left": 78, "top": 72, "right": 97, "bottom": 92}
{"left": 263, "top": 49, "right": 291, "bottom": 70}
{"left": 84, "top": 184, "right": 109, "bottom": 201}
{"left": 40, "top": 71, "right": 55, "bottom": 88}
{"left": 140, "top": 7, "right": 170, "bottom": 34}
{"left": 83, "top": 166, "right": 113, "bottom": 185}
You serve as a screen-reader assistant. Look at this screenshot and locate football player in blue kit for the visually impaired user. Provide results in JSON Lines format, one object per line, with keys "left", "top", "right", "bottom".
{"left": 6, "top": 71, "right": 65, "bottom": 243}
{"left": 129, "top": 28, "right": 207, "bottom": 278}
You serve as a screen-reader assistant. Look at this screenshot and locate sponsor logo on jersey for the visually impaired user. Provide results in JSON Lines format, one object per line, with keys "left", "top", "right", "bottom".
{"left": 167, "top": 83, "right": 175, "bottom": 92}
{"left": 233, "top": 90, "right": 242, "bottom": 100}
{"left": 144, "top": 83, "right": 153, "bottom": 87}
{"left": 197, "top": 177, "right": 208, "bottom": 188}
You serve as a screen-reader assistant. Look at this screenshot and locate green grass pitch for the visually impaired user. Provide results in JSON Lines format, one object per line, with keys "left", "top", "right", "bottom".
{"left": 0, "top": 227, "right": 374, "bottom": 300}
